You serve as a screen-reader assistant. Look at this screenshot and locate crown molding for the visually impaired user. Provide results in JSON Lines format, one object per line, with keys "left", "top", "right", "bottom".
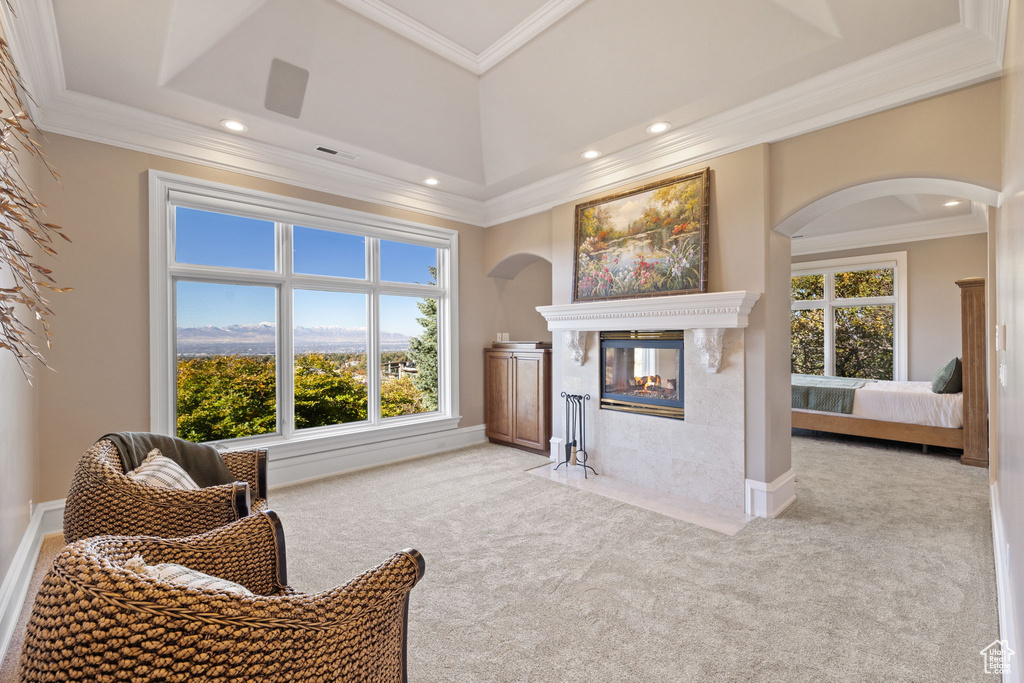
{"left": 477, "top": 0, "right": 586, "bottom": 73}
{"left": 481, "top": 4, "right": 1007, "bottom": 226}
{"left": 332, "top": 0, "right": 585, "bottom": 75}
{"left": 332, "top": 0, "right": 479, "bottom": 73}
{"left": 0, "top": 0, "right": 1008, "bottom": 231}
{"left": 790, "top": 204, "right": 988, "bottom": 256}
{"left": 40, "top": 89, "right": 487, "bottom": 225}
{"left": 0, "top": 0, "right": 484, "bottom": 225}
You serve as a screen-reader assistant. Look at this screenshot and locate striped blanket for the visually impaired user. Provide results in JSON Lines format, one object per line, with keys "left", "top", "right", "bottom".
{"left": 791, "top": 374, "right": 874, "bottom": 414}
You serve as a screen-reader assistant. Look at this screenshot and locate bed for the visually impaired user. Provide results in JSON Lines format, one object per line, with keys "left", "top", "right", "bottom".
{"left": 792, "top": 277, "right": 989, "bottom": 467}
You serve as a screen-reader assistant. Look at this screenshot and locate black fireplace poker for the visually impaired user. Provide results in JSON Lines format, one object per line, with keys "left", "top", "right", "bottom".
{"left": 555, "top": 392, "right": 598, "bottom": 478}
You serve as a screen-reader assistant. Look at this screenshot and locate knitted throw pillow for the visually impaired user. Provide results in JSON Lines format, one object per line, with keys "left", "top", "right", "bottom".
{"left": 126, "top": 448, "right": 200, "bottom": 490}
{"left": 124, "top": 555, "right": 252, "bottom": 596}
{"left": 931, "top": 357, "right": 963, "bottom": 394}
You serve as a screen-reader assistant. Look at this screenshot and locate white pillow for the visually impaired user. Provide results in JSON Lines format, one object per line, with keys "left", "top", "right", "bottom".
{"left": 124, "top": 555, "right": 252, "bottom": 596}
{"left": 126, "top": 448, "right": 200, "bottom": 490}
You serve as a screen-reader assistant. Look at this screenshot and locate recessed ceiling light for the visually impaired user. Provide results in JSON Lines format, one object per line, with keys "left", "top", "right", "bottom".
{"left": 424, "top": 177, "right": 440, "bottom": 186}
{"left": 944, "top": 200, "right": 962, "bottom": 207}
{"left": 646, "top": 121, "right": 671, "bottom": 134}
{"left": 220, "top": 119, "right": 248, "bottom": 132}
{"left": 581, "top": 150, "right": 602, "bottom": 160}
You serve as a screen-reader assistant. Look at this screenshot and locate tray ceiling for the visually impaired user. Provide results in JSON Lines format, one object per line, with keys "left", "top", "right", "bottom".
{"left": 4, "top": 0, "right": 1006, "bottom": 226}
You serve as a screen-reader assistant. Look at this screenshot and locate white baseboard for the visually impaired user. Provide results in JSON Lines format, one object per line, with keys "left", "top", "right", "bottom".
{"left": 991, "top": 483, "right": 1022, "bottom": 683}
{"left": 0, "top": 499, "right": 64, "bottom": 665}
{"left": 267, "top": 424, "right": 487, "bottom": 489}
{"left": 549, "top": 437, "right": 563, "bottom": 462}
{"left": 745, "top": 469, "right": 796, "bottom": 518}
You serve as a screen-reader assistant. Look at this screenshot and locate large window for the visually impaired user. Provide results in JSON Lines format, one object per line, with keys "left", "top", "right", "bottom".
{"left": 150, "top": 172, "right": 458, "bottom": 450}
{"left": 790, "top": 253, "right": 907, "bottom": 381}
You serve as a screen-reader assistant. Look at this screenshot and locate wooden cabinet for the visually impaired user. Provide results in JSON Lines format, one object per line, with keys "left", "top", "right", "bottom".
{"left": 484, "top": 343, "right": 551, "bottom": 454}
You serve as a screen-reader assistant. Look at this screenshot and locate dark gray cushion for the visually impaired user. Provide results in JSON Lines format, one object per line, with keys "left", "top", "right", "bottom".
{"left": 101, "top": 432, "right": 235, "bottom": 487}
{"left": 931, "top": 357, "right": 963, "bottom": 394}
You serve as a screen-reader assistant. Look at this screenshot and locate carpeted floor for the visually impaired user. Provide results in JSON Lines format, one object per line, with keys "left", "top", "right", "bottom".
{"left": 2, "top": 435, "right": 997, "bottom": 682}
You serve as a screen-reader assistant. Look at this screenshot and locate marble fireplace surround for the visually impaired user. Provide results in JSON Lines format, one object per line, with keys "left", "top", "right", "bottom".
{"left": 536, "top": 291, "right": 760, "bottom": 512}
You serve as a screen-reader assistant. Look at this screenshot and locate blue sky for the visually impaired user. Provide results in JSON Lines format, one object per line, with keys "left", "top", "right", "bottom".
{"left": 175, "top": 208, "right": 436, "bottom": 336}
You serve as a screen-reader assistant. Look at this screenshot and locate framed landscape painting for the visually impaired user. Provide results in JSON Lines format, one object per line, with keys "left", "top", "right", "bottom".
{"left": 572, "top": 168, "right": 710, "bottom": 302}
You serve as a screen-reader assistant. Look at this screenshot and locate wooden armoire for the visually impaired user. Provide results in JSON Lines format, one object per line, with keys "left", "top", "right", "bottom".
{"left": 484, "top": 342, "right": 552, "bottom": 454}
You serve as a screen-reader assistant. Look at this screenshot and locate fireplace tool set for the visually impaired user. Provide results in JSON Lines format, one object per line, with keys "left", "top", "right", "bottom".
{"left": 556, "top": 392, "right": 598, "bottom": 478}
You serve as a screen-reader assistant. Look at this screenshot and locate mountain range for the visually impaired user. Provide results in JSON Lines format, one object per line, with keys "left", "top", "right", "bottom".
{"left": 176, "top": 323, "right": 413, "bottom": 355}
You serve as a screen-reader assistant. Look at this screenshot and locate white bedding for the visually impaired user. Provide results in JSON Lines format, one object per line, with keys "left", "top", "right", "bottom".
{"left": 795, "top": 380, "right": 963, "bottom": 429}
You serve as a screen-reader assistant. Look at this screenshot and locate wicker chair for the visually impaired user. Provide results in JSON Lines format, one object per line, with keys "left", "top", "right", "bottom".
{"left": 63, "top": 438, "right": 268, "bottom": 543}
{"left": 20, "top": 511, "right": 427, "bottom": 683}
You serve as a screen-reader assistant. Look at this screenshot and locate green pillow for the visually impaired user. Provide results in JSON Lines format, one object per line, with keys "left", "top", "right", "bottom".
{"left": 931, "top": 357, "right": 963, "bottom": 394}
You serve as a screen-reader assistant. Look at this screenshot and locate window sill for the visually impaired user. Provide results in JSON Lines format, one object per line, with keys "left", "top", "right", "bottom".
{"left": 215, "top": 414, "right": 464, "bottom": 461}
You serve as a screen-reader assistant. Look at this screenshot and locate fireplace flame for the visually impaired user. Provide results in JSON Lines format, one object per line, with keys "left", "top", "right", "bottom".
{"left": 635, "top": 375, "right": 661, "bottom": 391}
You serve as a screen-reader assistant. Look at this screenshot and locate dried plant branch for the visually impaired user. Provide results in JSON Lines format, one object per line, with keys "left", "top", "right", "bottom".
{"left": 0, "top": 15, "right": 70, "bottom": 380}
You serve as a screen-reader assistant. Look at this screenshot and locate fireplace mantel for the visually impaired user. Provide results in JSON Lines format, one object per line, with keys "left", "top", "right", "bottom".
{"left": 536, "top": 291, "right": 760, "bottom": 331}
{"left": 536, "top": 291, "right": 760, "bottom": 372}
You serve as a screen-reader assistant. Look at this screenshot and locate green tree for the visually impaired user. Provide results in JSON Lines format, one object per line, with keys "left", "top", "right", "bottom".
{"left": 791, "top": 309, "right": 825, "bottom": 375}
{"left": 293, "top": 352, "right": 368, "bottom": 429}
{"left": 789, "top": 268, "right": 895, "bottom": 380}
{"left": 407, "top": 267, "right": 438, "bottom": 411}
{"left": 177, "top": 355, "right": 277, "bottom": 442}
{"left": 381, "top": 375, "right": 424, "bottom": 417}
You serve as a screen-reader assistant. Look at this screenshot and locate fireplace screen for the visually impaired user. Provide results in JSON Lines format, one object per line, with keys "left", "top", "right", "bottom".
{"left": 600, "top": 331, "right": 685, "bottom": 419}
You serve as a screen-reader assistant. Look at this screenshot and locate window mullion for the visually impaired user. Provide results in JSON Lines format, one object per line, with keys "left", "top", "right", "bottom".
{"left": 367, "top": 238, "right": 381, "bottom": 426}
{"left": 825, "top": 273, "right": 835, "bottom": 376}
{"left": 168, "top": 264, "right": 285, "bottom": 285}
{"left": 279, "top": 223, "right": 295, "bottom": 440}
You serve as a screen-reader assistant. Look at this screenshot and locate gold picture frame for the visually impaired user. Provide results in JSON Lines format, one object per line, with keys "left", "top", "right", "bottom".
{"left": 572, "top": 168, "right": 710, "bottom": 302}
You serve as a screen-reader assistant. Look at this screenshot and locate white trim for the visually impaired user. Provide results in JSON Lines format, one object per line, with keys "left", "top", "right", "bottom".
{"left": 149, "top": 170, "right": 459, "bottom": 457}
{"left": 480, "top": 8, "right": 1007, "bottom": 226}
{"left": 0, "top": 500, "right": 64, "bottom": 665}
{"left": 791, "top": 207, "right": 989, "bottom": 256}
{"left": 332, "top": 0, "right": 479, "bottom": 73}
{"left": 0, "top": 0, "right": 1007, "bottom": 229}
{"left": 537, "top": 291, "right": 761, "bottom": 332}
{"left": 267, "top": 424, "right": 486, "bottom": 488}
{"left": 331, "top": 0, "right": 585, "bottom": 75}
{"left": 991, "top": 483, "right": 1022, "bottom": 683}
{"left": 745, "top": 470, "right": 796, "bottom": 518}
{"left": 776, "top": 179, "right": 1001, "bottom": 236}
{"left": 549, "top": 436, "right": 564, "bottom": 462}
{"left": 791, "top": 252, "right": 908, "bottom": 381}
{"left": 476, "top": 0, "right": 586, "bottom": 73}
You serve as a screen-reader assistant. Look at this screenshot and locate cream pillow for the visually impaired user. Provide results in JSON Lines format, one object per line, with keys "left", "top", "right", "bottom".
{"left": 124, "top": 555, "right": 252, "bottom": 596}
{"left": 126, "top": 448, "right": 200, "bottom": 490}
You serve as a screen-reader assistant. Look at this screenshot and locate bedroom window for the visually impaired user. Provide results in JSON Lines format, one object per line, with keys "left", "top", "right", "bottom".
{"left": 791, "top": 252, "right": 907, "bottom": 381}
{"left": 149, "top": 171, "right": 459, "bottom": 454}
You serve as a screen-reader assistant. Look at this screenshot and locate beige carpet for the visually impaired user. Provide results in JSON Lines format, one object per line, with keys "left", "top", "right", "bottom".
{"left": 3, "top": 435, "right": 997, "bottom": 682}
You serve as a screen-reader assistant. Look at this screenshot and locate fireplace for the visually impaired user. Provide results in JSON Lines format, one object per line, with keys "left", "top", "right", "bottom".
{"left": 600, "top": 331, "right": 685, "bottom": 419}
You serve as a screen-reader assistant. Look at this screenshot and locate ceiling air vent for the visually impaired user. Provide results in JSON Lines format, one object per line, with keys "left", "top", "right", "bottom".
{"left": 314, "top": 145, "right": 360, "bottom": 161}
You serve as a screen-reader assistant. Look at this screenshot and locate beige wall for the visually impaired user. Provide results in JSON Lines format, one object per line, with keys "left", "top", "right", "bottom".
{"left": 0, "top": 148, "right": 40, "bottom": 581}
{"left": 31, "top": 134, "right": 497, "bottom": 502}
{"left": 492, "top": 258, "right": 553, "bottom": 342}
{"left": 771, "top": 80, "right": 1003, "bottom": 228}
{"left": 996, "top": 0, "right": 1024, "bottom": 660}
{"left": 484, "top": 212, "right": 551, "bottom": 277}
{"left": 793, "top": 233, "right": 988, "bottom": 381}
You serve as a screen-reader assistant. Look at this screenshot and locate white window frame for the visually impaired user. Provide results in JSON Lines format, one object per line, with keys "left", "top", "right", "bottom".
{"left": 791, "top": 252, "right": 908, "bottom": 381}
{"left": 149, "top": 170, "right": 460, "bottom": 458}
